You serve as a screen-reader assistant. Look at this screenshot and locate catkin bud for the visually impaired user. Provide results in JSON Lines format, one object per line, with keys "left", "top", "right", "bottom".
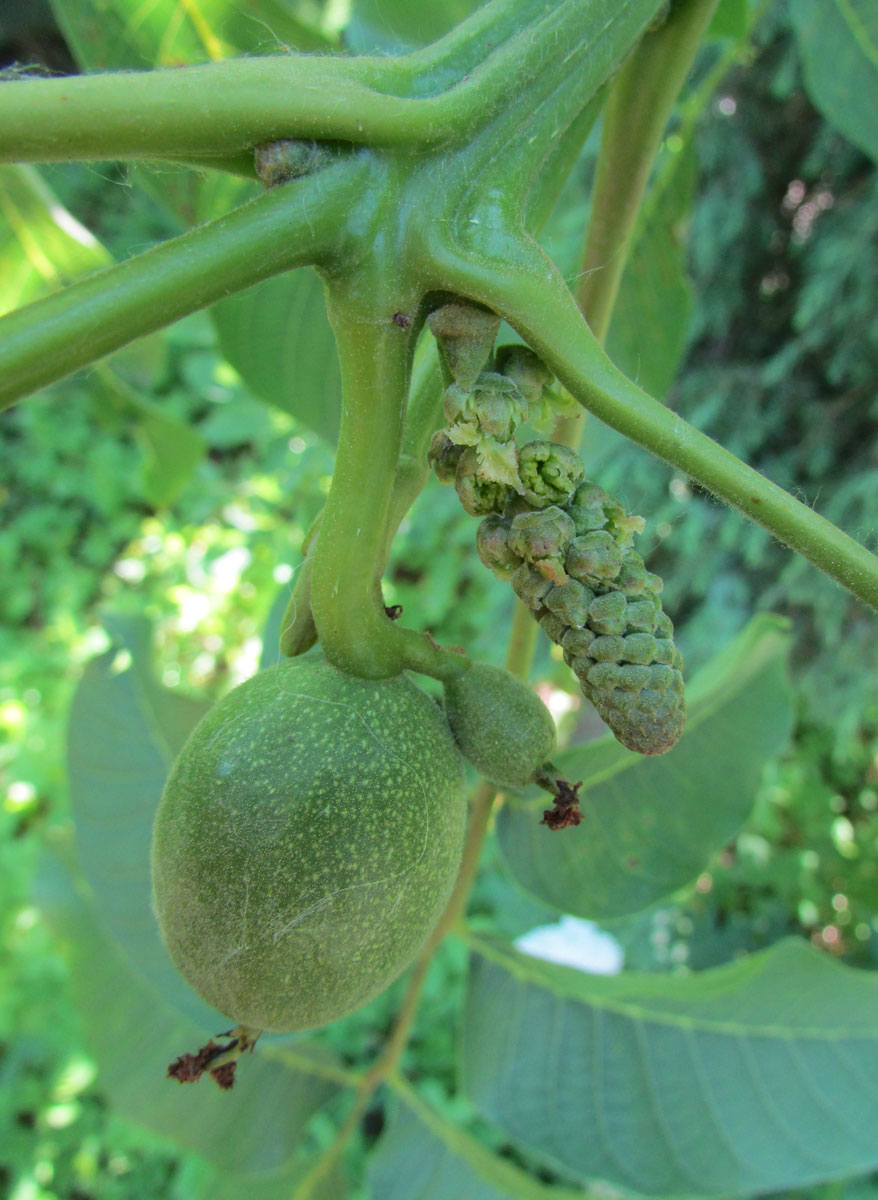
{"left": 567, "top": 480, "right": 645, "bottom": 544}
{"left": 428, "top": 304, "right": 501, "bottom": 390}
{"left": 455, "top": 448, "right": 513, "bottom": 516}
{"left": 443, "top": 374, "right": 528, "bottom": 489}
{"left": 508, "top": 506, "right": 575, "bottom": 584}
{"left": 518, "top": 441, "right": 584, "bottom": 508}
{"left": 476, "top": 516, "right": 523, "bottom": 579}
{"left": 254, "top": 140, "right": 332, "bottom": 188}
{"left": 495, "top": 345, "right": 554, "bottom": 406}
{"left": 428, "top": 430, "right": 465, "bottom": 485}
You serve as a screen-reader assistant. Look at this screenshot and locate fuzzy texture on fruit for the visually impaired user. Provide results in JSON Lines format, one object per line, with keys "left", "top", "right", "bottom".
{"left": 152, "top": 654, "right": 467, "bottom": 1034}
{"left": 443, "top": 662, "right": 556, "bottom": 789}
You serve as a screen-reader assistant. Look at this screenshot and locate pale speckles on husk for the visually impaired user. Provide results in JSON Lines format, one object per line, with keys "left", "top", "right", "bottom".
{"left": 151, "top": 655, "right": 466, "bottom": 1033}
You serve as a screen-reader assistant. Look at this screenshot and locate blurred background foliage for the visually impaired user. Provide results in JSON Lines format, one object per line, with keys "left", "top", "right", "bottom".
{"left": 1, "top": 0, "right": 877, "bottom": 1197}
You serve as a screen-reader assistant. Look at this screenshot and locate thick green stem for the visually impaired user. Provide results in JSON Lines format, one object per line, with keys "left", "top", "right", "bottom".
{"left": 577, "top": 0, "right": 720, "bottom": 343}
{"left": 437, "top": 244, "right": 878, "bottom": 611}
{"left": 310, "top": 281, "right": 471, "bottom": 683}
{"left": 0, "top": 160, "right": 363, "bottom": 408}
{"left": 555, "top": 0, "right": 719, "bottom": 452}
{"left": 310, "top": 287, "right": 412, "bottom": 678}
{"left": 462, "top": 0, "right": 664, "bottom": 202}
{"left": 384, "top": 341, "right": 445, "bottom": 550}
{"left": 0, "top": 57, "right": 412, "bottom": 163}
{"left": 0, "top": 1, "right": 655, "bottom": 167}
{"left": 505, "top": 601, "right": 540, "bottom": 678}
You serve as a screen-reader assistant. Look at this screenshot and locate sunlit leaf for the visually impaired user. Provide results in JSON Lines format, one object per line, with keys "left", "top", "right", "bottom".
{"left": 49, "top": 0, "right": 231, "bottom": 69}
{"left": 67, "top": 613, "right": 216, "bottom": 1026}
{"left": 0, "top": 165, "right": 111, "bottom": 315}
{"left": 0, "top": 166, "right": 202, "bottom": 489}
{"left": 462, "top": 936, "right": 878, "bottom": 1195}
{"left": 50, "top": 0, "right": 335, "bottom": 69}
{"left": 497, "top": 616, "right": 794, "bottom": 919}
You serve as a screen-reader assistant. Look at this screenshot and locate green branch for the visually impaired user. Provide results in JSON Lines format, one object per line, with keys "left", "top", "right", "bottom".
{"left": 310, "top": 272, "right": 470, "bottom": 684}
{"left": 577, "top": 0, "right": 721, "bottom": 343}
{"left": 0, "top": 159, "right": 364, "bottom": 408}
{"left": 1, "top": 0, "right": 661, "bottom": 168}
{"left": 309, "top": 282, "right": 414, "bottom": 679}
{"left": 435, "top": 240, "right": 878, "bottom": 611}
{"left": 554, "top": 0, "right": 720, "bottom": 451}
{"left": 0, "top": 57, "right": 414, "bottom": 163}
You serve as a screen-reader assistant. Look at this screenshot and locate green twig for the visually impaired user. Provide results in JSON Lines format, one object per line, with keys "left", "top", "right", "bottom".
{"left": 0, "top": 0, "right": 655, "bottom": 168}
{"left": 577, "top": 0, "right": 721, "bottom": 344}
{"left": 0, "top": 159, "right": 365, "bottom": 408}
{"left": 0, "top": 56, "right": 414, "bottom": 163}
{"left": 290, "top": 1086, "right": 373, "bottom": 1200}
{"left": 260, "top": 1045, "right": 360, "bottom": 1089}
{"left": 440, "top": 241, "right": 878, "bottom": 611}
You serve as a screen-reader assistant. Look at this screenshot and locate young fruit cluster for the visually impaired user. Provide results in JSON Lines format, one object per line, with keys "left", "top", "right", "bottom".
{"left": 428, "top": 304, "right": 685, "bottom": 756}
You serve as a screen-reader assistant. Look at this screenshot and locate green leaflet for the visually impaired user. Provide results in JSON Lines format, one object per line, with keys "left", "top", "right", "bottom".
{"left": 211, "top": 269, "right": 342, "bottom": 446}
{"left": 370, "top": 1079, "right": 595, "bottom": 1200}
{"left": 0, "top": 164, "right": 112, "bottom": 314}
{"left": 67, "top": 614, "right": 215, "bottom": 1025}
{"left": 792, "top": 0, "right": 878, "bottom": 164}
{"left": 461, "top": 935, "right": 878, "bottom": 1195}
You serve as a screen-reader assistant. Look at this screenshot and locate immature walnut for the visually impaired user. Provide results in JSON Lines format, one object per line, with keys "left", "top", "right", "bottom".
{"left": 152, "top": 654, "right": 466, "bottom": 1033}
{"left": 443, "top": 662, "right": 556, "bottom": 789}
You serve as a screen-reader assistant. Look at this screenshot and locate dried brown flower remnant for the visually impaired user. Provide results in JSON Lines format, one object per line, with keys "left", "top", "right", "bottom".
{"left": 166, "top": 1026, "right": 260, "bottom": 1090}
{"left": 536, "top": 774, "right": 583, "bottom": 831}
{"left": 210, "top": 1062, "right": 238, "bottom": 1090}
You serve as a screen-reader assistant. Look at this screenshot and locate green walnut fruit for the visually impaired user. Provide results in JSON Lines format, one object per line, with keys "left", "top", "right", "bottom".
{"left": 443, "top": 662, "right": 556, "bottom": 789}
{"left": 152, "top": 653, "right": 466, "bottom": 1034}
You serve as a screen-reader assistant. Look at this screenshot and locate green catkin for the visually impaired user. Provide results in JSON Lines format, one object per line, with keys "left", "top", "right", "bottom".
{"left": 427, "top": 333, "right": 685, "bottom": 756}
{"left": 489, "top": 478, "right": 685, "bottom": 755}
